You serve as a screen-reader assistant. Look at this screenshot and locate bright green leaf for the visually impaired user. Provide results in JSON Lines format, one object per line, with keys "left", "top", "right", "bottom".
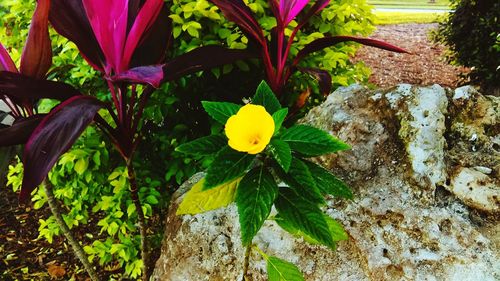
{"left": 267, "top": 256, "right": 304, "bottom": 281}
{"left": 204, "top": 146, "right": 255, "bottom": 189}
{"left": 74, "top": 158, "right": 88, "bottom": 175}
{"left": 175, "top": 135, "right": 226, "bottom": 156}
{"left": 237, "top": 166, "right": 278, "bottom": 245}
{"left": 279, "top": 158, "right": 324, "bottom": 205}
{"left": 201, "top": 101, "right": 241, "bottom": 124}
{"left": 272, "top": 108, "right": 288, "bottom": 134}
{"left": 252, "top": 81, "right": 281, "bottom": 114}
{"left": 275, "top": 188, "right": 334, "bottom": 249}
{"left": 177, "top": 177, "right": 240, "bottom": 215}
{"left": 303, "top": 160, "right": 353, "bottom": 199}
{"left": 281, "top": 125, "right": 350, "bottom": 156}
{"left": 268, "top": 139, "right": 291, "bottom": 172}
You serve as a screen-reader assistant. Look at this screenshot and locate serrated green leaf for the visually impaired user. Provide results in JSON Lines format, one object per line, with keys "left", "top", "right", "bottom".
{"left": 303, "top": 160, "right": 353, "bottom": 199}
{"left": 281, "top": 125, "right": 350, "bottom": 156}
{"left": 276, "top": 158, "right": 324, "bottom": 205}
{"left": 267, "top": 256, "right": 304, "bottom": 281}
{"left": 252, "top": 81, "right": 281, "bottom": 114}
{"left": 204, "top": 146, "right": 255, "bottom": 189}
{"left": 276, "top": 214, "right": 347, "bottom": 249}
{"left": 176, "top": 135, "right": 226, "bottom": 156}
{"left": 236, "top": 166, "right": 278, "bottom": 245}
{"left": 275, "top": 188, "right": 334, "bottom": 249}
{"left": 268, "top": 139, "right": 292, "bottom": 172}
{"left": 177, "top": 177, "right": 240, "bottom": 215}
{"left": 201, "top": 101, "right": 241, "bottom": 124}
{"left": 272, "top": 108, "right": 288, "bottom": 134}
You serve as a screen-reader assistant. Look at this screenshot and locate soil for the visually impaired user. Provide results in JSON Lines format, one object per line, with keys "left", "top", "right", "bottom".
{"left": 0, "top": 24, "right": 469, "bottom": 281}
{"left": 352, "top": 23, "right": 470, "bottom": 88}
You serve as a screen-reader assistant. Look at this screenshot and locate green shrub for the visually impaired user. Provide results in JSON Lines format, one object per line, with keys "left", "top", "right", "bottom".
{"left": 433, "top": 0, "right": 500, "bottom": 92}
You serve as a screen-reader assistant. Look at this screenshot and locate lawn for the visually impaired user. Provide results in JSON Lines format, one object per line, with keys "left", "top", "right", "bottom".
{"left": 374, "top": 11, "right": 446, "bottom": 25}
{"left": 367, "top": 0, "right": 451, "bottom": 9}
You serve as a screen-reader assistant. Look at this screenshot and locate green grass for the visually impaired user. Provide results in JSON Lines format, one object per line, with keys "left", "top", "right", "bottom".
{"left": 368, "top": 0, "right": 450, "bottom": 9}
{"left": 373, "top": 11, "right": 446, "bottom": 25}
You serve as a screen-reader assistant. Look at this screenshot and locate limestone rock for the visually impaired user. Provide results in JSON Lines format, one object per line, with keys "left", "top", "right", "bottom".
{"left": 152, "top": 84, "right": 499, "bottom": 281}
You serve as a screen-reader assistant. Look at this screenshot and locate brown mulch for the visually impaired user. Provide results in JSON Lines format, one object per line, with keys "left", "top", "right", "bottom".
{"left": 352, "top": 23, "right": 470, "bottom": 88}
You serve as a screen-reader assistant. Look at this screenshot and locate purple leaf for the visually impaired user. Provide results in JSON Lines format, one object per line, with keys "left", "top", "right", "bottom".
{"left": 20, "top": 96, "right": 103, "bottom": 202}
{"left": 82, "top": 0, "right": 129, "bottom": 73}
{"left": 122, "top": 0, "right": 165, "bottom": 70}
{"left": 297, "top": 67, "right": 331, "bottom": 96}
{"left": 296, "top": 0, "right": 329, "bottom": 30}
{"left": 129, "top": 5, "right": 172, "bottom": 68}
{"left": 20, "top": 0, "right": 52, "bottom": 79}
{"left": 0, "top": 43, "right": 18, "bottom": 73}
{"left": 163, "top": 46, "right": 255, "bottom": 81}
{"left": 0, "top": 115, "right": 45, "bottom": 146}
{"left": 0, "top": 71, "right": 79, "bottom": 100}
{"left": 49, "top": 0, "right": 105, "bottom": 71}
{"left": 209, "top": 0, "right": 266, "bottom": 47}
{"left": 111, "top": 65, "right": 164, "bottom": 88}
{"left": 279, "top": 0, "right": 310, "bottom": 26}
{"left": 294, "top": 35, "right": 408, "bottom": 66}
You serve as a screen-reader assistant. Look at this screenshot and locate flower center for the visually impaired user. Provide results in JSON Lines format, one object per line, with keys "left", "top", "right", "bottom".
{"left": 249, "top": 135, "right": 261, "bottom": 145}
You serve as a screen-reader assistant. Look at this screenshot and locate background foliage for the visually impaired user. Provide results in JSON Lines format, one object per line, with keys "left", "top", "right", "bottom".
{"left": 1, "top": 0, "right": 376, "bottom": 278}
{"left": 433, "top": 0, "right": 500, "bottom": 92}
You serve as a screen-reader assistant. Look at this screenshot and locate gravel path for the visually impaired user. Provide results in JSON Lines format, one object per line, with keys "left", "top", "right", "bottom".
{"left": 353, "top": 23, "right": 469, "bottom": 88}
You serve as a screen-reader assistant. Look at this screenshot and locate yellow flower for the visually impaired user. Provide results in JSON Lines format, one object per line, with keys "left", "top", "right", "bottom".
{"left": 225, "top": 104, "right": 275, "bottom": 154}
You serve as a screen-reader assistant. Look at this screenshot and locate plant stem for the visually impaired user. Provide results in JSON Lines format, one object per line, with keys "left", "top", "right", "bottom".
{"left": 126, "top": 161, "right": 150, "bottom": 281}
{"left": 42, "top": 180, "right": 100, "bottom": 281}
{"left": 243, "top": 245, "right": 252, "bottom": 281}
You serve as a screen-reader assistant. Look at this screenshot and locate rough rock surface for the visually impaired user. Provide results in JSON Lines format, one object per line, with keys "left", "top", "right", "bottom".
{"left": 152, "top": 84, "right": 499, "bottom": 281}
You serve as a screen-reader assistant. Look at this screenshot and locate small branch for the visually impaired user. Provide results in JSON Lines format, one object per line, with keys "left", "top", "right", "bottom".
{"left": 126, "top": 161, "right": 150, "bottom": 281}
{"left": 243, "top": 245, "right": 252, "bottom": 281}
{"left": 42, "top": 180, "right": 100, "bottom": 281}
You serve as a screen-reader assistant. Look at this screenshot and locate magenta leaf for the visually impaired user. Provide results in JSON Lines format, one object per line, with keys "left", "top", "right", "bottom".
{"left": 279, "top": 0, "right": 310, "bottom": 26}
{"left": 49, "top": 0, "right": 105, "bottom": 71}
{"left": 112, "top": 65, "right": 164, "bottom": 88}
{"left": 294, "top": 36, "right": 408, "bottom": 66}
{"left": 0, "top": 115, "right": 46, "bottom": 146}
{"left": 296, "top": 0, "right": 329, "bottom": 30}
{"left": 129, "top": 5, "right": 172, "bottom": 68}
{"left": 122, "top": 0, "right": 165, "bottom": 70}
{"left": 163, "top": 46, "right": 255, "bottom": 81}
{"left": 82, "top": 0, "right": 129, "bottom": 73}
{"left": 0, "top": 43, "right": 18, "bottom": 73}
{"left": 209, "top": 0, "right": 266, "bottom": 47}
{"left": 297, "top": 67, "right": 332, "bottom": 96}
{"left": 0, "top": 71, "right": 79, "bottom": 100}
{"left": 20, "top": 96, "right": 103, "bottom": 202}
{"left": 20, "top": 0, "right": 52, "bottom": 79}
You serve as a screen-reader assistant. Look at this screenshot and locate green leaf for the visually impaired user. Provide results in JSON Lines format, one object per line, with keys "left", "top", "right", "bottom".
{"left": 275, "top": 188, "right": 334, "bottom": 249}
{"left": 176, "top": 135, "right": 227, "bottom": 156}
{"left": 252, "top": 81, "right": 281, "bottom": 114}
{"left": 276, "top": 214, "right": 347, "bottom": 249}
{"left": 268, "top": 139, "right": 292, "bottom": 172}
{"left": 277, "top": 158, "right": 324, "bottom": 205}
{"left": 236, "top": 166, "right": 278, "bottom": 245}
{"left": 281, "top": 125, "right": 350, "bottom": 156}
{"left": 177, "top": 177, "right": 240, "bottom": 215}
{"left": 303, "top": 160, "right": 353, "bottom": 199}
{"left": 272, "top": 108, "right": 288, "bottom": 134}
{"left": 204, "top": 146, "right": 255, "bottom": 190}
{"left": 201, "top": 101, "right": 241, "bottom": 124}
{"left": 0, "top": 146, "right": 17, "bottom": 187}
{"left": 267, "top": 256, "right": 304, "bottom": 281}
{"left": 74, "top": 158, "right": 88, "bottom": 175}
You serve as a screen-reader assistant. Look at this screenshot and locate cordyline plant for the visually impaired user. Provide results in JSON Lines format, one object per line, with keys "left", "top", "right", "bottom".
{"left": 176, "top": 81, "right": 353, "bottom": 280}
{"left": 0, "top": 0, "right": 251, "bottom": 280}
{"left": 210, "top": 0, "right": 407, "bottom": 103}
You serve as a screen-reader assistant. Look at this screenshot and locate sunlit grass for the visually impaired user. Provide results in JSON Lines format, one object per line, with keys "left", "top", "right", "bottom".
{"left": 374, "top": 11, "right": 447, "bottom": 25}
{"left": 368, "top": 0, "right": 450, "bottom": 9}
